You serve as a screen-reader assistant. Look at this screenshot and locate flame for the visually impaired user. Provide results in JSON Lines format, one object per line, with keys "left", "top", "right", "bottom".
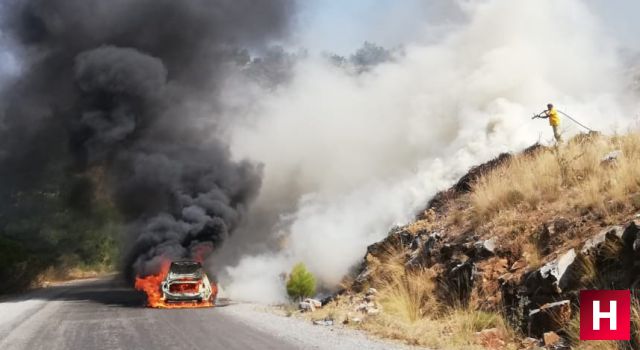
{"left": 134, "top": 260, "right": 218, "bottom": 309}
{"left": 169, "top": 282, "right": 200, "bottom": 294}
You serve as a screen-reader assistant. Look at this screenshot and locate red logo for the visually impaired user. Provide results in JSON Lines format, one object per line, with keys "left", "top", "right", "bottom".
{"left": 580, "top": 290, "right": 630, "bottom": 340}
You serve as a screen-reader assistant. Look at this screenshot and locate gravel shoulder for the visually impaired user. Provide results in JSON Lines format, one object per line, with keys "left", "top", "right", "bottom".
{"left": 217, "top": 302, "right": 419, "bottom": 350}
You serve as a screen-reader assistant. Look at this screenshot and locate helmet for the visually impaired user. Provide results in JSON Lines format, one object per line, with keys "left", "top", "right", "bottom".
{"left": 547, "top": 103, "right": 553, "bottom": 109}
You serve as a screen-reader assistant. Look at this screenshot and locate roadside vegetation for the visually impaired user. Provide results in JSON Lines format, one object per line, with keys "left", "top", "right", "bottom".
{"left": 287, "top": 263, "right": 317, "bottom": 301}
{"left": 0, "top": 167, "right": 120, "bottom": 293}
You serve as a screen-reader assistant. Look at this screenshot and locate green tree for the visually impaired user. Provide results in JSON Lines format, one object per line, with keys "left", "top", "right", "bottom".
{"left": 286, "top": 263, "right": 317, "bottom": 301}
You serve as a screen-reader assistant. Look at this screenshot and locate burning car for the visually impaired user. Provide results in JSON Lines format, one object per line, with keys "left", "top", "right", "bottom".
{"left": 160, "top": 260, "right": 216, "bottom": 304}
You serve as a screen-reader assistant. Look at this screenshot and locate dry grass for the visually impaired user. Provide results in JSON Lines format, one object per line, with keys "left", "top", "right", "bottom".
{"left": 359, "top": 304, "right": 515, "bottom": 349}
{"left": 471, "top": 132, "right": 640, "bottom": 222}
{"left": 317, "top": 252, "right": 517, "bottom": 349}
{"left": 565, "top": 311, "right": 620, "bottom": 350}
{"left": 314, "top": 132, "right": 640, "bottom": 349}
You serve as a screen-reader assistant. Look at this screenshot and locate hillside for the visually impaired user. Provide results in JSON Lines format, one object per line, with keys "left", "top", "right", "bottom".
{"left": 310, "top": 132, "right": 640, "bottom": 350}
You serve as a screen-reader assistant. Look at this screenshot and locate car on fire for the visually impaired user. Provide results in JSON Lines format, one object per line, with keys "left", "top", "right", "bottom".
{"left": 160, "top": 260, "right": 216, "bottom": 304}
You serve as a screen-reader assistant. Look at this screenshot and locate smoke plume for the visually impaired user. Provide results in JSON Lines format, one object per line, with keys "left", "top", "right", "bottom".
{"left": 0, "top": 0, "right": 291, "bottom": 278}
{"left": 216, "top": 0, "right": 639, "bottom": 302}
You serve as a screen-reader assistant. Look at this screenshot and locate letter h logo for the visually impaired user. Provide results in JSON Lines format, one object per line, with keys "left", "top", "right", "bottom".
{"left": 580, "top": 290, "right": 630, "bottom": 340}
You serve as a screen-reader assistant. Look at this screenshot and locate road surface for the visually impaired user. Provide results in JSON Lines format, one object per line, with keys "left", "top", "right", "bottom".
{"left": 0, "top": 277, "right": 413, "bottom": 350}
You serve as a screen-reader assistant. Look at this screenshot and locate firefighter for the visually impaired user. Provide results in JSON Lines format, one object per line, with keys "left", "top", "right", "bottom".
{"left": 536, "top": 103, "right": 562, "bottom": 142}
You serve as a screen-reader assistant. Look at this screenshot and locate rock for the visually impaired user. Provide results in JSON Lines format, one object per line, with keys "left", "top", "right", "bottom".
{"left": 528, "top": 300, "right": 571, "bottom": 337}
{"left": 351, "top": 317, "right": 362, "bottom": 324}
{"left": 313, "top": 318, "right": 334, "bottom": 326}
{"left": 364, "top": 294, "right": 375, "bottom": 302}
{"left": 538, "top": 249, "right": 578, "bottom": 293}
{"left": 601, "top": 150, "right": 622, "bottom": 165}
{"left": 366, "top": 227, "right": 413, "bottom": 258}
{"left": 446, "top": 260, "right": 476, "bottom": 305}
{"left": 367, "top": 288, "right": 378, "bottom": 295}
{"left": 321, "top": 293, "right": 341, "bottom": 306}
{"left": 406, "top": 232, "right": 442, "bottom": 267}
{"left": 474, "top": 237, "right": 497, "bottom": 258}
{"left": 622, "top": 220, "right": 640, "bottom": 250}
{"left": 299, "top": 301, "right": 315, "bottom": 312}
{"left": 366, "top": 308, "right": 380, "bottom": 315}
{"left": 410, "top": 235, "right": 422, "bottom": 251}
{"left": 304, "top": 298, "right": 322, "bottom": 309}
{"left": 355, "top": 302, "right": 369, "bottom": 312}
{"left": 475, "top": 328, "right": 506, "bottom": 349}
{"left": 543, "top": 331, "right": 561, "bottom": 346}
{"left": 521, "top": 337, "right": 542, "bottom": 350}
{"left": 582, "top": 226, "right": 624, "bottom": 254}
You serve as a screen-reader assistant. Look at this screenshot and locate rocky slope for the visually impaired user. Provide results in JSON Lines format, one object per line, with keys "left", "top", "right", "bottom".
{"left": 323, "top": 132, "right": 640, "bottom": 349}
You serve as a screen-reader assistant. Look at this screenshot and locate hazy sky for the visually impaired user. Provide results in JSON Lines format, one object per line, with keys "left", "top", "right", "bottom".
{"left": 292, "top": 0, "right": 464, "bottom": 54}
{"left": 0, "top": 0, "right": 638, "bottom": 75}
{"left": 293, "top": 0, "right": 640, "bottom": 54}
{"left": 586, "top": 0, "right": 640, "bottom": 50}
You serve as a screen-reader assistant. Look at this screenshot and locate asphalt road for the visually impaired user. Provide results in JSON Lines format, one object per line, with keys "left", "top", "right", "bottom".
{"left": 0, "top": 277, "right": 298, "bottom": 350}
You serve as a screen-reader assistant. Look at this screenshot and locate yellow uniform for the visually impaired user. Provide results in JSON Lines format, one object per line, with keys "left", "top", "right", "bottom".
{"left": 548, "top": 107, "right": 560, "bottom": 126}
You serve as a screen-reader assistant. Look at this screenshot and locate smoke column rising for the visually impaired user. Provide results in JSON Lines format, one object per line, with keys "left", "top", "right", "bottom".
{"left": 218, "top": 0, "right": 639, "bottom": 302}
{"left": 0, "top": 0, "right": 292, "bottom": 278}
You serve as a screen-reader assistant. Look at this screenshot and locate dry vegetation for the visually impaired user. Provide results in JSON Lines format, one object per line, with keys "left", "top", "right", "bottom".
{"left": 305, "top": 245, "right": 518, "bottom": 349}
{"left": 307, "top": 132, "right": 640, "bottom": 349}
{"left": 360, "top": 260, "right": 516, "bottom": 349}
{"left": 411, "top": 132, "right": 640, "bottom": 266}
{"left": 472, "top": 133, "right": 640, "bottom": 221}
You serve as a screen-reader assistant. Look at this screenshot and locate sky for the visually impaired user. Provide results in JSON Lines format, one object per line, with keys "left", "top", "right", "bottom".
{"left": 1, "top": 1, "right": 639, "bottom": 69}
{"left": 292, "top": 0, "right": 465, "bottom": 54}
{"left": 586, "top": 0, "right": 640, "bottom": 51}
{"left": 292, "top": 0, "right": 640, "bottom": 54}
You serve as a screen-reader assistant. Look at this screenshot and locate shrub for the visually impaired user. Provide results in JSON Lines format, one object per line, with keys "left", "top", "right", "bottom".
{"left": 286, "top": 263, "right": 317, "bottom": 301}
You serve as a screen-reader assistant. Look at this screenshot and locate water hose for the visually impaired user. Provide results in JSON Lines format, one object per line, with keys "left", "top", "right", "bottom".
{"left": 557, "top": 109, "right": 596, "bottom": 132}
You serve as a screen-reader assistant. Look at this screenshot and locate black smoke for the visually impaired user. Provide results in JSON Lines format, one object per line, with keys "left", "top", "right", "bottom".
{"left": 0, "top": 0, "right": 292, "bottom": 279}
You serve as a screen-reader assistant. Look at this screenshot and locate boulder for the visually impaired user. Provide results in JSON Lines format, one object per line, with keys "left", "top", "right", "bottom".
{"left": 528, "top": 300, "right": 571, "bottom": 337}
{"left": 535, "top": 249, "right": 578, "bottom": 293}
{"left": 622, "top": 220, "right": 640, "bottom": 251}
{"left": 442, "top": 260, "right": 476, "bottom": 306}
{"left": 407, "top": 232, "right": 442, "bottom": 267}
{"left": 474, "top": 237, "right": 497, "bottom": 258}
{"left": 304, "top": 298, "right": 322, "bottom": 309}
{"left": 581, "top": 226, "right": 624, "bottom": 254}
{"left": 299, "top": 301, "right": 314, "bottom": 312}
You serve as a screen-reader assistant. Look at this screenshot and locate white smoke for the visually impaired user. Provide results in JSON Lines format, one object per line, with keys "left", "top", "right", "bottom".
{"left": 217, "top": 0, "right": 638, "bottom": 303}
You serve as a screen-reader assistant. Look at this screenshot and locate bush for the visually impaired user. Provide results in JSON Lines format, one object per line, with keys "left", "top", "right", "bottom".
{"left": 286, "top": 263, "right": 316, "bottom": 301}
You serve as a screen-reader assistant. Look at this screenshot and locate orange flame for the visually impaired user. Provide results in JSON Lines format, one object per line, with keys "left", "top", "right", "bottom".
{"left": 134, "top": 260, "right": 218, "bottom": 309}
